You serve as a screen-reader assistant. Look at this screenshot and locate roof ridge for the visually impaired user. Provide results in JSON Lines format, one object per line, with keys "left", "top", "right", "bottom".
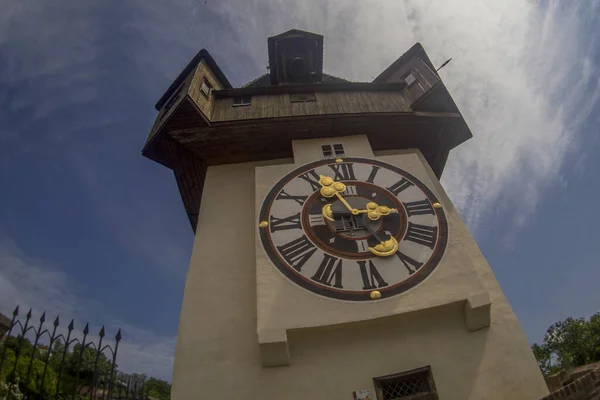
{"left": 322, "top": 73, "right": 351, "bottom": 83}
{"left": 242, "top": 72, "right": 351, "bottom": 88}
{"left": 242, "top": 73, "right": 269, "bottom": 88}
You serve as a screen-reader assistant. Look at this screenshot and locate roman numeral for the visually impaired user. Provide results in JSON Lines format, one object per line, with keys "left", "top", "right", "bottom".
{"left": 270, "top": 213, "right": 301, "bottom": 232}
{"left": 366, "top": 166, "right": 380, "bottom": 184}
{"left": 342, "top": 185, "right": 357, "bottom": 196}
{"left": 395, "top": 250, "right": 423, "bottom": 275}
{"left": 404, "top": 222, "right": 437, "bottom": 249}
{"left": 403, "top": 199, "right": 434, "bottom": 216}
{"left": 356, "top": 239, "right": 370, "bottom": 252}
{"left": 309, "top": 214, "right": 326, "bottom": 227}
{"left": 298, "top": 170, "right": 322, "bottom": 191}
{"left": 329, "top": 163, "right": 356, "bottom": 181}
{"left": 311, "top": 254, "right": 343, "bottom": 288}
{"left": 277, "top": 235, "right": 317, "bottom": 272}
{"left": 387, "top": 178, "right": 413, "bottom": 196}
{"left": 358, "top": 260, "right": 388, "bottom": 290}
{"left": 276, "top": 190, "right": 308, "bottom": 206}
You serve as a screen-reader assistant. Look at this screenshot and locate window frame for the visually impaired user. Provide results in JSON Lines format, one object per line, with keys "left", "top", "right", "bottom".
{"left": 321, "top": 143, "right": 344, "bottom": 159}
{"left": 404, "top": 71, "right": 417, "bottom": 87}
{"left": 201, "top": 78, "right": 213, "bottom": 99}
{"left": 233, "top": 96, "right": 252, "bottom": 107}
{"left": 373, "top": 366, "right": 438, "bottom": 400}
{"left": 332, "top": 143, "right": 345, "bottom": 156}
{"left": 334, "top": 215, "right": 365, "bottom": 232}
{"left": 160, "top": 84, "right": 184, "bottom": 120}
{"left": 290, "top": 93, "right": 316, "bottom": 103}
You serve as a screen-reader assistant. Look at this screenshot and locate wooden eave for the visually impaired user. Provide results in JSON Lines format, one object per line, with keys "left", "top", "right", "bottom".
{"left": 154, "top": 49, "right": 232, "bottom": 111}
{"left": 143, "top": 97, "right": 470, "bottom": 179}
{"left": 213, "top": 82, "right": 407, "bottom": 98}
{"left": 375, "top": 43, "right": 472, "bottom": 137}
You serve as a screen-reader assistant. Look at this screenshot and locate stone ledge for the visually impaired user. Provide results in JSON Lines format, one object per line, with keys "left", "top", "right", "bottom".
{"left": 464, "top": 293, "right": 491, "bottom": 332}
{"left": 258, "top": 329, "right": 290, "bottom": 367}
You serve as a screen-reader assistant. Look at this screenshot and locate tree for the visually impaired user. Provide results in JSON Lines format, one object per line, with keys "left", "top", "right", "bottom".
{"left": 0, "top": 348, "right": 58, "bottom": 396}
{"left": 1, "top": 334, "right": 168, "bottom": 400}
{"left": 65, "top": 345, "right": 112, "bottom": 385}
{"left": 145, "top": 377, "right": 171, "bottom": 400}
{"left": 1, "top": 337, "right": 34, "bottom": 360}
{"left": 531, "top": 312, "right": 600, "bottom": 376}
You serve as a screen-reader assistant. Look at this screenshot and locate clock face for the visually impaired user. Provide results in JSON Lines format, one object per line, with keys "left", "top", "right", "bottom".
{"left": 258, "top": 157, "right": 448, "bottom": 301}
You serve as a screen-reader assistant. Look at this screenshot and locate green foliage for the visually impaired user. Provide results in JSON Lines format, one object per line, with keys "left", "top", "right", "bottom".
{"left": 145, "top": 377, "right": 171, "bottom": 400}
{"left": 1, "top": 335, "right": 167, "bottom": 400}
{"left": 0, "top": 377, "right": 24, "bottom": 400}
{"left": 1, "top": 337, "right": 33, "bottom": 360}
{"left": 0, "top": 349, "right": 57, "bottom": 396}
{"left": 532, "top": 312, "right": 600, "bottom": 376}
{"left": 65, "top": 344, "right": 112, "bottom": 384}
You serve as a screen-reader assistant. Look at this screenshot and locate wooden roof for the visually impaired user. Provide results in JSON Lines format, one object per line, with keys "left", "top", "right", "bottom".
{"left": 142, "top": 35, "right": 473, "bottom": 231}
{"left": 267, "top": 29, "right": 324, "bottom": 86}
{"left": 154, "top": 49, "right": 232, "bottom": 111}
{"left": 244, "top": 73, "right": 350, "bottom": 88}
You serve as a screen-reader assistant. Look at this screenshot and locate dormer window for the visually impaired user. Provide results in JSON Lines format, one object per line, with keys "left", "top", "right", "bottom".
{"left": 160, "top": 84, "right": 183, "bottom": 120}
{"left": 201, "top": 78, "right": 212, "bottom": 99}
{"left": 290, "top": 93, "right": 316, "bottom": 103}
{"left": 404, "top": 72, "right": 417, "bottom": 86}
{"left": 233, "top": 96, "right": 252, "bottom": 107}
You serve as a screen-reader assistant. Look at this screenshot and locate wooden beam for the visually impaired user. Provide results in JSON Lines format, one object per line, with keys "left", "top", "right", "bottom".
{"left": 213, "top": 82, "right": 407, "bottom": 98}
{"left": 165, "top": 137, "right": 207, "bottom": 232}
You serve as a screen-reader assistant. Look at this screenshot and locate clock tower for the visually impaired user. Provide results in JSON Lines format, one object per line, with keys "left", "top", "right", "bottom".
{"left": 142, "top": 30, "right": 548, "bottom": 400}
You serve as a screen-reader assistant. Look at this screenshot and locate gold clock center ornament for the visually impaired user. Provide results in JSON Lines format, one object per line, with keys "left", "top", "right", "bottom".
{"left": 318, "top": 173, "right": 399, "bottom": 256}
{"left": 258, "top": 157, "right": 448, "bottom": 301}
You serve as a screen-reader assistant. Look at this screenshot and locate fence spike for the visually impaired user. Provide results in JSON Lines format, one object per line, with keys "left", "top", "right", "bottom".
{"left": 3, "top": 305, "right": 124, "bottom": 400}
{"left": 55, "top": 320, "right": 74, "bottom": 398}
{"left": 25, "top": 310, "right": 47, "bottom": 385}
{"left": 39, "top": 316, "right": 60, "bottom": 395}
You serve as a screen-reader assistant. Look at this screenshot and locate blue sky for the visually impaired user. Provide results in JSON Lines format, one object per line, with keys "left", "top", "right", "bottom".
{"left": 1, "top": 0, "right": 599, "bottom": 381}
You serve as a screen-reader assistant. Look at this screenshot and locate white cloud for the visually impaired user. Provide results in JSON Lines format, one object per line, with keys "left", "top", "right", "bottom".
{"left": 0, "top": 237, "right": 175, "bottom": 381}
{"left": 3, "top": 0, "right": 598, "bottom": 233}
{"left": 192, "top": 0, "right": 600, "bottom": 233}
{"left": 2, "top": 0, "right": 599, "bottom": 383}
{"left": 0, "top": 238, "right": 84, "bottom": 318}
{"left": 107, "top": 321, "right": 176, "bottom": 381}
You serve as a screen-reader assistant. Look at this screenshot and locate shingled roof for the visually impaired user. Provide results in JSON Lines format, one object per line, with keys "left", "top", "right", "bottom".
{"left": 243, "top": 73, "right": 351, "bottom": 88}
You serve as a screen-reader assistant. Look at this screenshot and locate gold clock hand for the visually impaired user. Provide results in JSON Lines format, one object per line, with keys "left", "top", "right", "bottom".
{"left": 361, "top": 215, "right": 399, "bottom": 257}
{"left": 354, "top": 202, "right": 398, "bottom": 221}
{"left": 318, "top": 175, "right": 359, "bottom": 215}
{"left": 369, "top": 236, "right": 399, "bottom": 257}
{"left": 322, "top": 204, "right": 335, "bottom": 221}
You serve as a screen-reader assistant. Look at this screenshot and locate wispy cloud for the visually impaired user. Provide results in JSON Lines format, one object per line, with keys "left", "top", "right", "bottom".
{"left": 66, "top": 151, "right": 193, "bottom": 277}
{"left": 204, "top": 0, "right": 600, "bottom": 233}
{"left": 1, "top": 0, "right": 599, "bottom": 382}
{"left": 0, "top": 237, "right": 85, "bottom": 318}
{"left": 0, "top": 237, "right": 174, "bottom": 381}
{"left": 3, "top": 0, "right": 598, "bottom": 233}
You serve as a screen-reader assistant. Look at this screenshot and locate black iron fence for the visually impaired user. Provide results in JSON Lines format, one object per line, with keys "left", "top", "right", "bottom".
{"left": 0, "top": 306, "right": 149, "bottom": 400}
